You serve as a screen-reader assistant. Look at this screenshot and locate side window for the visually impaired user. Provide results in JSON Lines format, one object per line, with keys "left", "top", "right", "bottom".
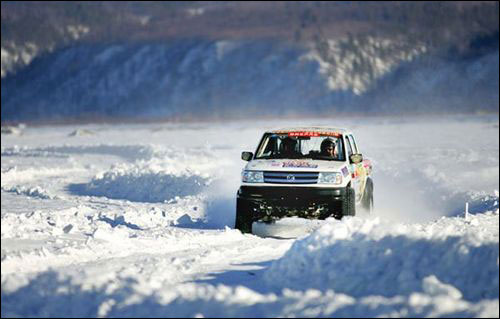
{"left": 336, "top": 137, "right": 345, "bottom": 160}
{"left": 348, "top": 135, "right": 358, "bottom": 154}
{"left": 345, "top": 137, "right": 354, "bottom": 157}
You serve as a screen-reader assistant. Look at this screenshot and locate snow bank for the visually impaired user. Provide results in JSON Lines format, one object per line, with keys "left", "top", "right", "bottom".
{"left": 2, "top": 274, "right": 498, "bottom": 318}
{"left": 81, "top": 164, "right": 210, "bottom": 203}
{"left": 264, "top": 212, "right": 499, "bottom": 302}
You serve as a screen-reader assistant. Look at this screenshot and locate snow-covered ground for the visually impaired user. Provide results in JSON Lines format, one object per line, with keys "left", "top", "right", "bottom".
{"left": 1, "top": 115, "right": 498, "bottom": 317}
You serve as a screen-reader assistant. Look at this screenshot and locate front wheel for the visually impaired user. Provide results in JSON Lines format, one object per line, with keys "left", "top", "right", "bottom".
{"left": 361, "top": 179, "right": 374, "bottom": 214}
{"left": 235, "top": 198, "right": 253, "bottom": 233}
{"left": 340, "top": 186, "right": 356, "bottom": 217}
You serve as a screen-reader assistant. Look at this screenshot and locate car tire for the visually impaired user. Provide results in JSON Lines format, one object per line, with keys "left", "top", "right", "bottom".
{"left": 361, "top": 178, "right": 374, "bottom": 214}
{"left": 341, "top": 186, "right": 356, "bottom": 217}
{"left": 235, "top": 198, "right": 253, "bottom": 233}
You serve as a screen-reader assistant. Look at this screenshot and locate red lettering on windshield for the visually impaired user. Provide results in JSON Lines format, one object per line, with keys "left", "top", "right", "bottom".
{"left": 288, "top": 131, "right": 341, "bottom": 137}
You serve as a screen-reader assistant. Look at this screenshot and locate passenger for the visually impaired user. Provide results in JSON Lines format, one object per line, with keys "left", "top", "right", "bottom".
{"left": 320, "top": 138, "right": 337, "bottom": 158}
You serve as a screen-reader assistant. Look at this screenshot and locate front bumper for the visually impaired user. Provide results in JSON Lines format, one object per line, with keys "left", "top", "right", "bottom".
{"left": 237, "top": 186, "right": 347, "bottom": 221}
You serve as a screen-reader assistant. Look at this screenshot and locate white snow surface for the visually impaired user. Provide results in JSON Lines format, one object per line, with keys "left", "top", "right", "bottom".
{"left": 1, "top": 116, "right": 499, "bottom": 318}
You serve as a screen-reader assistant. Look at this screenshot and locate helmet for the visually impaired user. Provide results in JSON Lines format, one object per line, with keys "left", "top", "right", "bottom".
{"left": 281, "top": 137, "right": 297, "bottom": 153}
{"left": 321, "top": 138, "right": 336, "bottom": 152}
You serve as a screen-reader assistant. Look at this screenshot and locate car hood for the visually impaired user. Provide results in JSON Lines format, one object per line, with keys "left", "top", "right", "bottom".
{"left": 245, "top": 159, "right": 347, "bottom": 172}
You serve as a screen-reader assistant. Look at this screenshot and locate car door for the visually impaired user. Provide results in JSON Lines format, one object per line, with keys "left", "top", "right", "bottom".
{"left": 346, "top": 134, "right": 365, "bottom": 202}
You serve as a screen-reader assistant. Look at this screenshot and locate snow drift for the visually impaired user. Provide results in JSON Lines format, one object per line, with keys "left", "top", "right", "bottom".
{"left": 81, "top": 166, "right": 210, "bottom": 203}
{"left": 264, "top": 213, "right": 499, "bottom": 302}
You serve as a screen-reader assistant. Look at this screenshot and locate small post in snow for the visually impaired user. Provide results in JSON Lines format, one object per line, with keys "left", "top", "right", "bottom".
{"left": 465, "top": 202, "right": 469, "bottom": 220}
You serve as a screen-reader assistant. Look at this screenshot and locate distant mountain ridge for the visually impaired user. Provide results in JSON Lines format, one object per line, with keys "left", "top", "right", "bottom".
{"left": 1, "top": 1, "right": 498, "bottom": 122}
{"left": 1, "top": 39, "right": 497, "bottom": 122}
{"left": 2, "top": 1, "right": 498, "bottom": 78}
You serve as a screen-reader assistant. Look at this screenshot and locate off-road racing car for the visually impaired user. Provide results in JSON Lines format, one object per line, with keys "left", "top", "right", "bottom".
{"left": 235, "top": 127, "right": 373, "bottom": 233}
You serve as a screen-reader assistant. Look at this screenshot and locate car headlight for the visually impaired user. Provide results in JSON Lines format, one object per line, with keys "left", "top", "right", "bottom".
{"left": 318, "top": 172, "right": 342, "bottom": 185}
{"left": 242, "top": 170, "right": 264, "bottom": 183}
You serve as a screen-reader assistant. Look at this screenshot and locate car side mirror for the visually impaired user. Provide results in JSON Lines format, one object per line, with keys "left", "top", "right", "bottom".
{"left": 241, "top": 151, "right": 253, "bottom": 161}
{"left": 350, "top": 153, "right": 363, "bottom": 164}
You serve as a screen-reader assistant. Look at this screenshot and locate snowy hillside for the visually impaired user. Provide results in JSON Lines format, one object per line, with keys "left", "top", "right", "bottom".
{"left": 1, "top": 115, "right": 498, "bottom": 317}
{"left": 2, "top": 39, "right": 498, "bottom": 122}
{"left": 0, "top": 40, "right": 335, "bottom": 121}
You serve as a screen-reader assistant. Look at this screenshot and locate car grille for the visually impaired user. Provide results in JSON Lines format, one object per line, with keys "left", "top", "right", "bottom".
{"left": 263, "top": 171, "right": 319, "bottom": 184}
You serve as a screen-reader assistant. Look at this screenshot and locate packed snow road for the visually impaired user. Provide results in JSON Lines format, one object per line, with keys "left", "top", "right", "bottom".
{"left": 1, "top": 116, "right": 499, "bottom": 317}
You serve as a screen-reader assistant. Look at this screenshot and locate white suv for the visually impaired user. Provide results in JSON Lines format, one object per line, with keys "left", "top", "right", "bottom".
{"left": 236, "top": 127, "right": 373, "bottom": 233}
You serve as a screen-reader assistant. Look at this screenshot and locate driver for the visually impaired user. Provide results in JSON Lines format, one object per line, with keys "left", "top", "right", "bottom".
{"left": 320, "top": 138, "right": 337, "bottom": 158}
{"left": 280, "top": 137, "right": 300, "bottom": 157}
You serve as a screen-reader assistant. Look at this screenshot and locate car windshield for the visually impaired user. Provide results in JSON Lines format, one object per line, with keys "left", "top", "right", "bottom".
{"left": 255, "top": 133, "right": 345, "bottom": 161}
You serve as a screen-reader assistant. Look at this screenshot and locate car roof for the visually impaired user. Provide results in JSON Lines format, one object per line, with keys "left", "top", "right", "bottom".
{"left": 267, "top": 126, "right": 351, "bottom": 135}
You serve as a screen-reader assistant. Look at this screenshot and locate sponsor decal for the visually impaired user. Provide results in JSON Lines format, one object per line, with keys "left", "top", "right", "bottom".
{"left": 363, "top": 159, "right": 372, "bottom": 175}
{"left": 350, "top": 163, "right": 365, "bottom": 179}
{"left": 341, "top": 166, "right": 349, "bottom": 177}
{"left": 319, "top": 131, "right": 342, "bottom": 137}
{"left": 288, "top": 131, "right": 319, "bottom": 137}
{"left": 363, "top": 159, "right": 372, "bottom": 169}
{"left": 350, "top": 164, "right": 357, "bottom": 178}
{"left": 287, "top": 131, "right": 341, "bottom": 137}
{"left": 282, "top": 161, "right": 318, "bottom": 168}
{"left": 270, "top": 161, "right": 281, "bottom": 167}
